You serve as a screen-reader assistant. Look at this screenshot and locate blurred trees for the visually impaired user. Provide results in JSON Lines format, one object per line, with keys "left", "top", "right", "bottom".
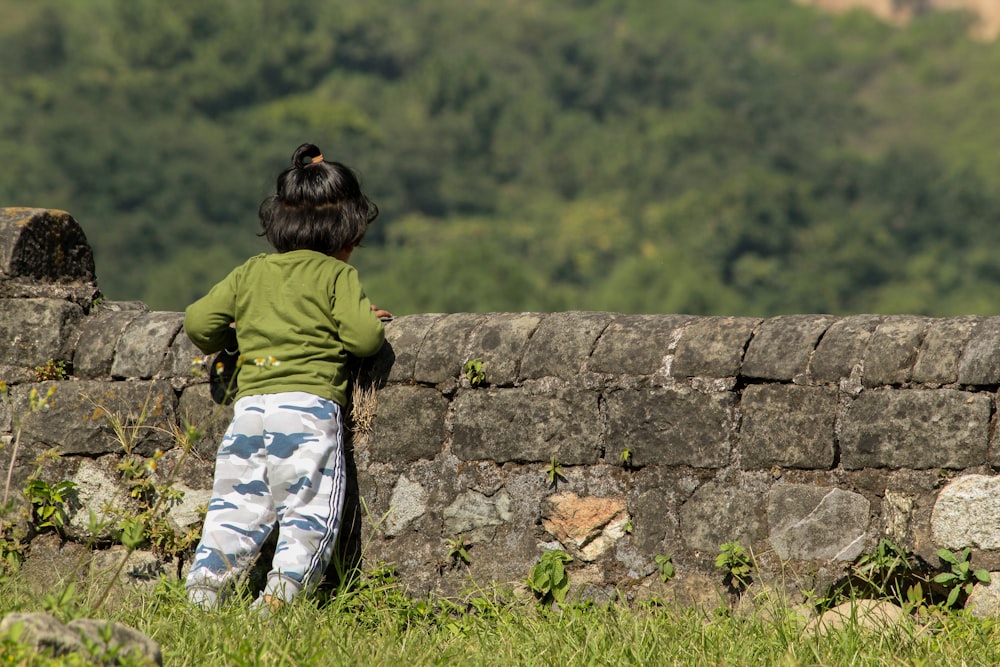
{"left": 0, "top": 0, "right": 999, "bottom": 316}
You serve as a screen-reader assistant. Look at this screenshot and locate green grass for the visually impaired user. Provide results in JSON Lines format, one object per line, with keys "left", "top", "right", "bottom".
{"left": 3, "top": 572, "right": 1000, "bottom": 666}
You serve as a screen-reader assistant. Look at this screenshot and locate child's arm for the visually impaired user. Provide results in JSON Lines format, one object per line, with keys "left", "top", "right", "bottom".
{"left": 333, "top": 266, "right": 385, "bottom": 358}
{"left": 185, "top": 275, "right": 238, "bottom": 354}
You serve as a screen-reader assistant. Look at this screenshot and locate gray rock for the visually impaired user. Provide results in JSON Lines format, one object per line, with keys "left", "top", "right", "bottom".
{"left": 840, "top": 389, "right": 989, "bottom": 470}
{"left": 964, "top": 574, "right": 1000, "bottom": 618}
{"left": 0, "top": 612, "right": 161, "bottom": 665}
{"left": 863, "top": 315, "right": 930, "bottom": 387}
{"left": 444, "top": 489, "right": 512, "bottom": 535}
{"left": 466, "top": 312, "right": 542, "bottom": 386}
{"left": 679, "top": 481, "right": 767, "bottom": 552}
{"left": 671, "top": 316, "right": 760, "bottom": 379}
{"left": 111, "top": 312, "right": 184, "bottom": 379}
{"left": 521, "top": 311, "right": 616, "bottom": 380}
{"left": 931, "top": 475, "right": 1000, "bottom": 550}
{"left": 413, "top": 313, "right": 487, "bottom": 384}
{"left": 73, "top": 309, "right": 144, "bottom": 379}
{"left": 739, "top": 384, "right": 837, "bottom": 469}
{"left": 588, "top": 314, "right": 693, "bottom": 375}
{"left": 367, "top": 384, "right": 448, "bottom": 463}
{"left": 768, "top": 484, "right": 869, "bottom": 561}
{"left": 912, "top": 316, "right": 981, "bottom": 386}
{"left": 958, "top": 317, "right": 1000, "bottom": 386}
{"left": 382, "top": 314, "right": 443, "bottom": 383}
{"left": 742, "top": 315, "right": 836, "bottom": 381}
{"left": 0, "top": 298, "right": 84, "bottom": 369}
{"left": 809, "top": 314, "right": 881, "bottom": 383}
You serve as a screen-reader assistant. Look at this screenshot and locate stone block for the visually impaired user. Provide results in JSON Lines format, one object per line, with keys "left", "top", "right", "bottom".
{"left": 679, "top": 481, "right": 767, "bottom": 552}
{"left": 385, "top": 475, "right": 430, "bottom": 537}
{"left": 13, "top": 379, "right": 178, "bottom": 457}
{"left": 466, "top": 312, "right": 542, "bottom": 386}
{"left": 0, "top": 208, "right": 95, "bottom": 284}
{"left": 809, "top": 314, "right": 881, "bottom": 383}
{"left": 176, "top": 383, "right": 232, "bottom": 459}
{"left": 111, "top": 312, "right": 184, "bottom": 379}
{"left": 588, "top": 314, "right": 692, "bottom": 375}
{"left": 73, "top": 310, "right": 144, "bottom": 379}
{"left": 931, "top": 475, "right": 1000, "bottom": 550}
{"left": 739, "top": 384, "right": 837, "bottom": 469}
{"left": 605, "top": 388, "right": 735, "bottom": 468}
{"left": 862, "top": 316, "right": 930, "bottom": 387}
{"left": 521, "top": 311, "right": 616, "bottom": 380}
{"left": 452, "top": 387, "right": 600, "bottom": 464}
{"left": 912, "top": 316, "right": 981, "bottom": 386}
{"left": 767, "top": 485, "right": 869, "bottom": 561}
{"left": 367, "top": 384, "right": 448, "bottom": 463}
{"left": 0, "top": 298, "right": 83, "bottom": 368}
{"left": 671, "top": 316, "right": 760, "bottom": 379}
{"left": 540, "top": 492, "right": 628, "bottom": 561}
{"left": 413, "top": 313, "right": 486, "bottom": 384}
{"left": 382, "top": 314, "right": 443, "bottom": 383}
{"left": 840, "top": 389, "right": 989, "bottom": 470}
{"left": 958, "top": 317, "right": 1000, "bottom": 386}
{"left": 163, "top": 326, "right": 205, "bottom": 380}
{"left": 742, "top": 315, "right": 836, "bottom": 381}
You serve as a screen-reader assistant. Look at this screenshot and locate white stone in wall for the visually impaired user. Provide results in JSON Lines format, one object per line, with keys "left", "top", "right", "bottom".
{"left": 931, "top": 475, "right": 1000, "bottom": 549}
{"left": 384, "top": 475, "right": 428, "bottom": 537}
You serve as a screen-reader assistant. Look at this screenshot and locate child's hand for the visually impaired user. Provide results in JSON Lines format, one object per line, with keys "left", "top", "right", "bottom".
{"left": 371, "top": 304, "right": 393, "bottom": 322}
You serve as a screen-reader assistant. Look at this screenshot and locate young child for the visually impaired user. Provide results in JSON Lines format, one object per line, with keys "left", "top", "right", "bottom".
{"left": 184, "top": 143, "right": 390, "bottom": 610}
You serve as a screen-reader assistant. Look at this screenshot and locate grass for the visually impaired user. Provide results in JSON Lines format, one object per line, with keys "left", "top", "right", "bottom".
{"left": 3, "top": 571, "right": 1000, "bottom": 666}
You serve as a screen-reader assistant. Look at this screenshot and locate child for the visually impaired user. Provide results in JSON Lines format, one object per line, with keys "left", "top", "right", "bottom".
{"left": 184, "top": 143, "right": 390, "bottom": 610}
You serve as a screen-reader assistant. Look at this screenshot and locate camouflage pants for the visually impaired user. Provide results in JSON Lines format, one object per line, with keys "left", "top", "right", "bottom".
{"left": 185, "top": 391, "right": 346, "bottom": 608}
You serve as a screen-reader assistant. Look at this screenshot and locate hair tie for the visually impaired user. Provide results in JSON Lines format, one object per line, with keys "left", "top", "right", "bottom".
{"left": 310, "top": 154, "right": 324, "bottom": 164}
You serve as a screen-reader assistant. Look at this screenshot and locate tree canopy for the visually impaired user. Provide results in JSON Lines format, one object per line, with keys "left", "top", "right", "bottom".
{"left": 1, "top": 0, "right": 999, "bottom": 317}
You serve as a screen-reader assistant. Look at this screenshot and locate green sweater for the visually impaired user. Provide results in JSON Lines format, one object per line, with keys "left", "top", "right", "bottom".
{"left": 184, "top": 250, "right": 385, "bottom": 407}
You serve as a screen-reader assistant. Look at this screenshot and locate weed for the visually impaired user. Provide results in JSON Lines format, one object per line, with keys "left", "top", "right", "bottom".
{"left": 715, "top": 541, "right": 753, "bottom": 591}
{"left": 445, "top": 536, "right": 472, "bottom": 567}
{"left": 463, "top": 358, "right": 485, "bottom": 387}
{"left": 655, "top": 554, "right": 675, "bottom": 583}
{"left": 23, "top": 478, "right": 77, "bottom": 534}
{"left": 934, "top": 547, "right": 991, "bottom": 609}
{"left": 527, "top": 549, "right": 572, "bottom": 605}
{"left": 544, "top": 457, "right": 566, "bottom": 490}
{"left": 619, "top": 448, "right": 633, "bottom": 468}
{"left": 32, "top": 358, "right": 69, "bottom": 382}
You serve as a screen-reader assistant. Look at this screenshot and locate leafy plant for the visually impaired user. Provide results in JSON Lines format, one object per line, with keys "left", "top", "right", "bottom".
{"left": 527, "top": 549, "right": 572, "bottom": 605}
{"left": 935, "top": 547, "right": 991, "bottom": 609}
{"left": 463, "top": 358, "right": 485, "bottom": 387}
{"left": 655, "top": 554, "right": 675, "bottom": 583}
{"left": 445, "top": 536, "right": 472, "bottom": 567}
{"left": 33, "top": 358, "right": 69, "bottom": 381}
{"left": 544, "top": 457, "right": 566, "bottom": 490}
{"left": 715, "top": 541, "right": 753, "bottom": 590}
{"left": 23, "top": 478, "right": 77, "bottom": 533}
{"left": 619, "top": 448, "right": 633, "bottom": 468}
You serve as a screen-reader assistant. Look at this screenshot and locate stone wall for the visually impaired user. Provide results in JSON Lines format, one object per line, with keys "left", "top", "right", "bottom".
{"left": 3, "top": 207, "right": 1000, "bottom": 609}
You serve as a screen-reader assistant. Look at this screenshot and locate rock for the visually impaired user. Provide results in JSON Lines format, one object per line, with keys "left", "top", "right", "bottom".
{"left": 0, "top": 612, "right": 162, "bottom": 665}
{"left": 804, "top": 599, "right": 906, "bottom": 636}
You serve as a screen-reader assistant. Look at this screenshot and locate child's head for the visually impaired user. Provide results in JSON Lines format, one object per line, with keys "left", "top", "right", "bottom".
{"left": 258, "top": 143, "right": 379, "bottom": 256}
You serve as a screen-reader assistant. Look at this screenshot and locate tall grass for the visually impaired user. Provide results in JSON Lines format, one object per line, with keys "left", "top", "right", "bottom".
{"left": 3, "top": 573, "right": 1000, "bottom": 666}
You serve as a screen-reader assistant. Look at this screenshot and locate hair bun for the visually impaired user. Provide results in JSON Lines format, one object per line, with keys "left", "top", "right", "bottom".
{"left": 292, "top": 143, "right": 324, "bottom": 168}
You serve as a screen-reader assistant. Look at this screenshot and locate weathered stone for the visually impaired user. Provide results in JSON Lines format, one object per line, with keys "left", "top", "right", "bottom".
{"left": 739, "top": 384, "right": 837, "bottom": 469}
{"left": 367, "top": 385, "right": 447, "bottom": 463}
{"left": 0, "top": 298, "right": 83, "bottom": 368}
{"left": 912, "top": 316, "right": 981, "bottom": 386}
{"left": 809, "top": 314, "right": 881, "bottom": 383}
{"left": 0, "top": 612, "right": 162, "bottom": 666}
{"left": 466, "top": 312, "right": 542, "bottom": 386}
{"left": 679, "top": 481, "right": 767, "bottom": 552}
{"left": 605, "top": 388, "right": 735, "bottom": 468}
{"left": 958, "top": 317, "right": 1000, "bottom": 386}
{"left": 163, "top": 327, "right": 206, "bottom": 381}
{"left": 73, "top": 309, "right": 144, "bottom": 379}
{"left": 588, "top": 314, "right": 693, "bottom": 375}
{"left": 413, "top": 313, "right": 487, "bottom": 384}
{"left": 65, "top": 458, "right": 140, "bottom": 541}
{"left": 768, "top": 485, "right": 869, "bottom": 561}
{"left": 382, "top": 314, "right": 443, "bottom": 383}
{"left": 444, "top": 489, "right": 512, "bottom": 536}
{"left": 931, "top": 475, "right": 1000, "bottom": 550}
{"left": 176, "top": 383, "right": 233, "bottom": 459}
{"left": 522, "top": 311, "right": 616, "bottom": 380}
{"left": 452, "top": 387, "right": 600, "bottom": 464}
{"left": 541, "top": 492, "right": 628, "bottom": 561}
{"left": 742, "top": 315, "right": 836, "bottom": 381}
{"left": 110, "top": 312, "right": 184, "bottom": 379}
{"left": 671, "top": 316, "right": 760, "bottom": 379}
{"left": 964, "top": 575, "right": 1000, "bottom": 619}
{"left": 863, "top": 315, "right": 930, "bottom": 387}
{"left": 0, "top": 208, "right": 96, "bottom": 285}
{"left": 840, "top": 389, "right": 989, "bottom": 469}
{"left": 14, "top": 380, "right": 178, "bottom": 457}
{"left": 804, "top": 599, "right": 906, "bottom": 636}
{"left": 385, "top": 475, "right": 429, "bottom": 537}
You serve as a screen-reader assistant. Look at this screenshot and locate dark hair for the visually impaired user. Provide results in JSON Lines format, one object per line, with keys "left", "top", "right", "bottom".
{"left": 258, "top": 143, "right": 379, "bottom": 255}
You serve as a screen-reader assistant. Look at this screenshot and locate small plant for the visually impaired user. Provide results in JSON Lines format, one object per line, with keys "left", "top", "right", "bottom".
{"left": 655, "top": 554, "right": 675, "bottom": 583}
{"left": 33, "top": 358, "right": 69, "bottom": 381}
{"left": 445, "top": 536, "right": 472, "bottom": 567}
{"left": 934, "top": 547, "right": 991, "bottom": 609}
{"left": 527, "top": 549, "right": 572, "bottom": 605}
{"left": 23, "top": 478, "right": 77, "bottom": 533}
{"left": 619, "top": 448, "right": 633, "bottom": 468}
{"left": 463, "top": 358, "right": 486, "bottom": 387}
{"left": 543, "top": 457, "right": 566, "bottom": 489}
{"left": 715, "top": 541, "right": 753, "bottom": 590}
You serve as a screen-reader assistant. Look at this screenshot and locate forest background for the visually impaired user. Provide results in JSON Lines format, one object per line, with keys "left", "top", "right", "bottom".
{"left": 1, "top": 0, "right": 999, "bottom": 317}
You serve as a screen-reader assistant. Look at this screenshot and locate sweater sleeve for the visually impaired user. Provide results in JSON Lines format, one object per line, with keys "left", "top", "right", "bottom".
{"left": 184, "top": 267, "right": 239, "bottom": 354}
{"left": 332, "top": 265, "right": 385, "bottom": 358}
